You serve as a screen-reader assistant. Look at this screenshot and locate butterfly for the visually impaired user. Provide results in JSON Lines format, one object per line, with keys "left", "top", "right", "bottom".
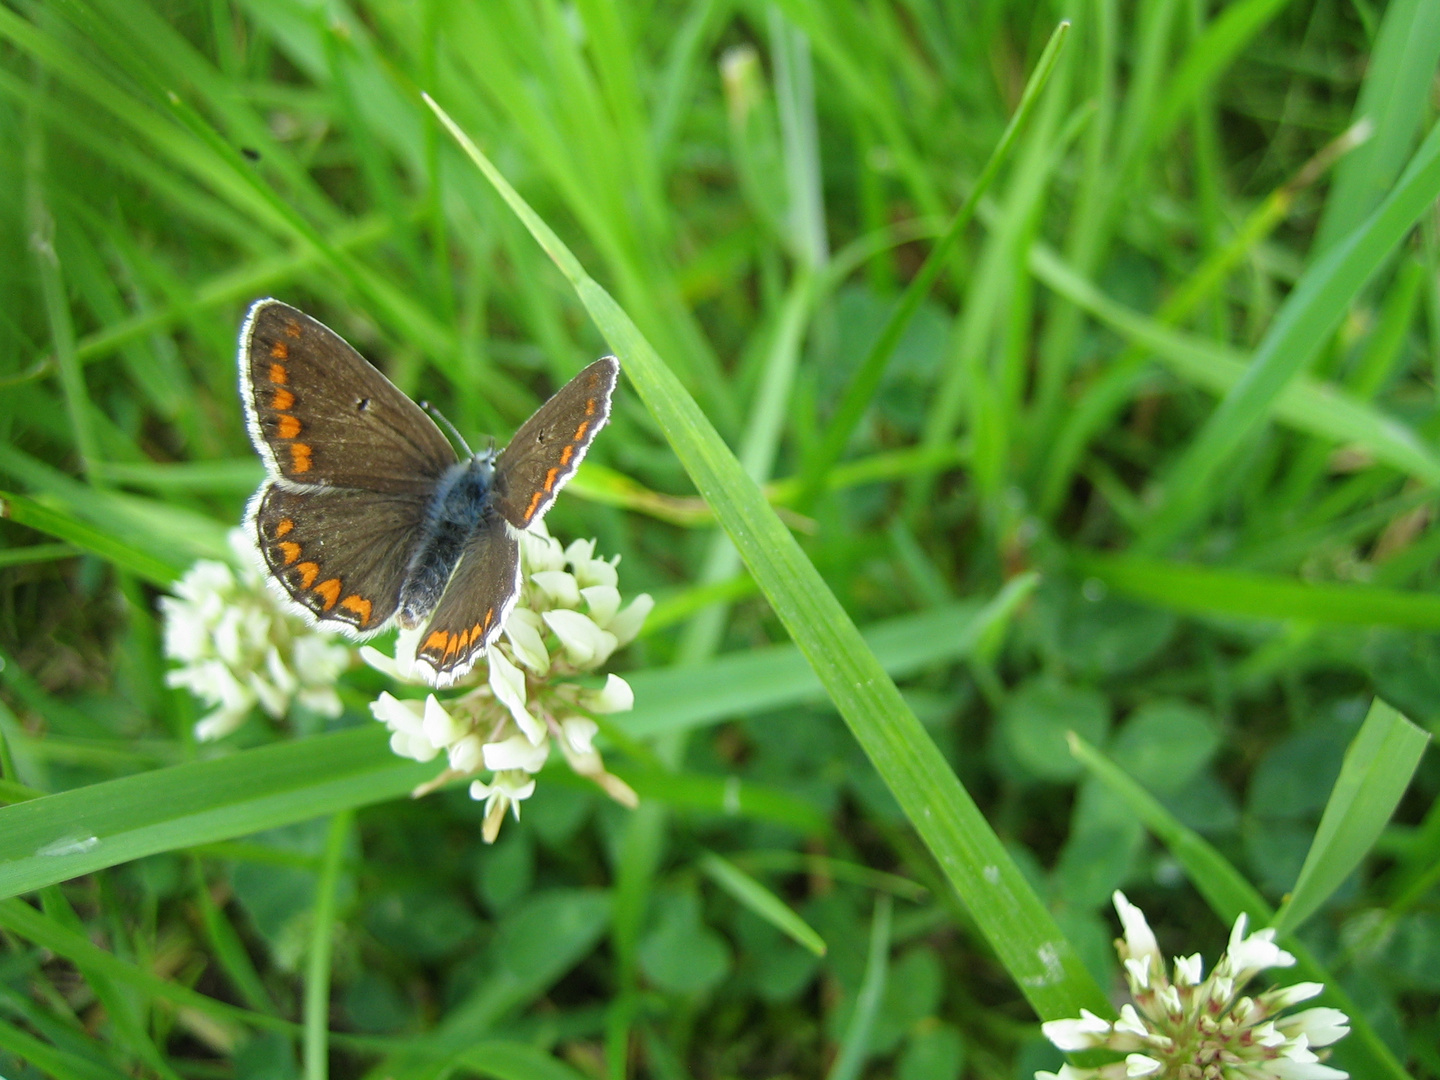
{"left": 238, "top": 298, "right": 618, "bottom": 685}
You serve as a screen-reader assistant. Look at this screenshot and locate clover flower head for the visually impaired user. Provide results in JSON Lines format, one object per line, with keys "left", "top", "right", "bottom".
{"left": 1037, "top": 892, "right": 1349, "bottom": 1080}
{"left": 160, "top": 530, "right": 349, "bottom": 740}
{"left": 366, "top": 520, "right": 649, "bottom": 841}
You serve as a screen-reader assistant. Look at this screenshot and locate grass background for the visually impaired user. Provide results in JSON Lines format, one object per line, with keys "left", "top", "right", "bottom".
{"left": 1, "top": 1, "right": 1439, "bottom": 1078}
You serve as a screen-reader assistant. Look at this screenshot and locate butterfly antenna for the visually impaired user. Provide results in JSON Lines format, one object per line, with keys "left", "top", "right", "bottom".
{"left": 420, "top": 401, "right": 475, "bottom": 457}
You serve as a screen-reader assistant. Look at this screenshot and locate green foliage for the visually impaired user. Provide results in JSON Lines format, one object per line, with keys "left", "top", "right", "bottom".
{"left": 1, "top": 1, "right": 1438, "bottom": 1078}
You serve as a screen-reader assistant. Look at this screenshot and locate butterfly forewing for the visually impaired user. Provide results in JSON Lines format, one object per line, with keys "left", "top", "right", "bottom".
{"left": 490, "top": 357, "right": 619, "bottom": 530}
{"left": 241, "top": 299, "right": 458, "bottom": 493}
{"left": 253, "top": 483, "right": 427, "bottom": 636}
{"left": 413, "top": 517, "right": 521, "bottom": 685}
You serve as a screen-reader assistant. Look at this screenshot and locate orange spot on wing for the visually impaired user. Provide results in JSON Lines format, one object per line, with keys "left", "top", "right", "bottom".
{"left": 295, "top": 562, "right": 319, "bottom": 588}
{"left": 584, "top": 397, "right": 596, "bottom": 416}
{"left": 272, "top": 388, "right": 295, "bottom": 410}
{"left": 276, "top": 414, "right": 302, "bottom": 439}
{"left": 573, "top": 420, "right": 590, "bottom": 442}
{"left": 290, "top": 443, "right": 313, "bottom": 472}
{"left": 423, "top": 630, "right": 449, "bottom": 654}
{"left": 269, "top": 362, "right": 288, "bottom": 383}
{"left": 274, "top": 518, "right": 294, "bottom": 538}
{"left": 470, "top": 621, "right": 483, "bottom": 642}
{"left": 340, "top": 594, "right": 372, "bottom": 626}
{"left": 314, "top": 578, "right": 341, "bottom": 610}
{"left": 442, "top": 634, "right": 460, "bottom": 661}
{"left": 560, "top": 444, "right": 574, "bottom": 466}
{"left": 543, "top": 466, "right": 559, "bottom": 493}
{"left": 483, "top": 607, "right": 494, "bottom": 631}
{"left": 269, "top": 341, "right": 289, "bottom": 360}
{"left": 284, "top": 320, "right": 302, "bottom": 338}
{"left": 278, "top": 541, "right": 302, "bottom": 565}
{"left": 524, "top": 490, "right": 544, "bottom": 522}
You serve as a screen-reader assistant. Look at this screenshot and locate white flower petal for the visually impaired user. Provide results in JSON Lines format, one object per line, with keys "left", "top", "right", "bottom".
{"left": 1264, "top": 982, "right": 1325, "bottom": 1010}
{"left": 391, "top": 730, "right": 440, "bottom": 762}
{"left": 487, "top": 646, "right": 545, "bottom": 743}
{"left": 503, "top": 608, "right": 551, "bottom": 674}
{"left": 194, "top": 704, "right": 252, "bottom": 742}
{"left": 483, "top": 733, "right": 551, "bottom": 773}
{"left": 1278, "top": 1007, "right": 1350, "bottom": 1048}
{"left": 447, "top": 733, "right": 485, "bottom": 774}
{"left": 296, "top": 686, "right": 343, "bottom": 718}
{"left": 371, "top": 692, "right": 427, "bottom": 736}
{"left": 530, "top": 570, "right": 582, "bottom": 608}
{"left": 247, "top": 672, "right": 289, "bottom": 719}
{"left": 581, "top": 585, "right": 621, "bottom": 626}
{"left": 606, "top": 593, "right": 652, "bottom": 647}
{"left": 563, "top": 536, "right": 597, "bottom": 569}
{"left": 1114, "top": 892, "right": 1161, "bottom": 962}
{"left": 1124, "top": 1054, "right": 1162, "bottom": 1077}
{"left": 560, "top": 716, "right": 599, "bottom": 755}
{"left": 423, "top": 695, "right": 464, "bottom": 749}
{"left": 1042, "top": 1009, "right": 1112, "bottom": 1050}
{"left": 1174, "top": 953, "right": 1203, "bottom": 986}
{"left": 580, "top": 673, "right": 633, "bottom": 714}
{"left": 543, "top": 609, "right": 616, "bottom": 667}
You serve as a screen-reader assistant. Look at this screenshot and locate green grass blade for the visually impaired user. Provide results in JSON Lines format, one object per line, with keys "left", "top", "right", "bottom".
{"left": 1314, "top": 0, "right": 1440, "bottom": 253}
{"left": 0, "top": 490, "right": 182, "bottom": 585}
{"left": 826, "top": 894, "right": 891, "bottom": 1080}
{"left": 427, "top": 95, "right": 1109, "bottom": 1022}
{"left": 623, "top": 584, "right": 1036, "bottom": 739}
{"left": 453, "top": 1040, "right": 593, "bottom": 1080}
{"left": 796, "top": 20, "right": 1068, "bottom": 510}
{"left": 1028, "top": 245, "right": 1440, "bottom": 486}
{"left": 0, "top": 727, "right": 436, "bottom": 901}
{"left": 1275, "top": 701, "right": 1430, "bottom": 936}
{"left": 1073, "top": 551, "right": 1440, "bottom": 628}
{"left": 1141, "top": 120, "right": 1440, "bottom": 551}
{"left": 304, "top": 810, "right": 352, "bottom": 1080}
{"left": 698, "top": 850, "right": 826, "bottom": 956}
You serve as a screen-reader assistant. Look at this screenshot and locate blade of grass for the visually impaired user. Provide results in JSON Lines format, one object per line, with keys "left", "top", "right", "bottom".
{"left": 624, "top": 582, "right": 1036, "bottom": 739}
{"left": 0, "top": 491, "right": 182, "bottom": 585}
{"left": 795, "top": 20, "right": 1069, "bottom": 511}
{"left": 698, "top": 850, "right": 826, "bottom": 956}
{"left": 1314, "top": 0, "right": 1440, "bottom": 253}
{"left": 1027, "top": 243, "right": 1440, "bottom": 486}
{"left": 1274, "top": 701, "right": 1429, "bottom": 935}
{"left": 1072, "top": 551, "right": 1440, "bottom": 628}
{"left": 304, "top": 810, "right": 352, "bottom": 1080}
{"left": 428, "top": 94, "right": 1110, "bottom": 1022}
{"left": 1140, "top": 120, "right": 1440, "bottom": 551}
{"left": 826, "top": 894, "right": 891, "bottom": 1080}
{"left": 0, "top": 727, "right": 437, "bottom": 901}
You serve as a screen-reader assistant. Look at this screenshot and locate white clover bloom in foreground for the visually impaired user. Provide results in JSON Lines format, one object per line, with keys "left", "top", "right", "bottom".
{"left": 160, "top": 530, "right": 349, "bottom": 741}
{"left": 366, "top": 521, "right": 651, "bottom": 842}
{"left": 1038, "top": 892, "right": 1350, "bottom": 1080}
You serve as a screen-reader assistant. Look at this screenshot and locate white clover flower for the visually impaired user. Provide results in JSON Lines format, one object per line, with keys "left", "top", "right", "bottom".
{"left": 160, "top": 530, "right": 350, "bottom": 740}
{"left": 1037, "top": 892, "right": 1350, "bottom": 1080}
{"left": 367, "top": 520, "right": 646, "bottom": 841}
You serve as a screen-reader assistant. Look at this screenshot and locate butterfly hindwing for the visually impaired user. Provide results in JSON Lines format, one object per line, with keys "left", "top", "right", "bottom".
{"left": 490, "top": 357, "right": 619, "bottom": 530}
{"left": 252, "top": 482, "right": 429, "bottom": 637}
{"left": 413, "top": 515, "right": 522, "bottom": 686}
{"left": 240, "top": 299, "right": 458, "bottom": 493}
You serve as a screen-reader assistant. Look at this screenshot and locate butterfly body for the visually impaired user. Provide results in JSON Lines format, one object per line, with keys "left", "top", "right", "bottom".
{"left": 238, "top": 298, "right": 618, "bottom": 685}
{"left": 397, "top": 455, "right": 499, "bottom": 628}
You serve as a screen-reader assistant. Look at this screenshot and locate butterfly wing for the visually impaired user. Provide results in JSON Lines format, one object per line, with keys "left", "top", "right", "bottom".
{"left": 240, "top": 299, "right": 458, "bottom": 492}
{"left": 489, "top": 357, "right": 619, "bottom": 530}
{"left": 413, "top": 515, "right": 522, "bottom": 686}
{"left": 251, "top": 482, "right": 426, "bottom": 637}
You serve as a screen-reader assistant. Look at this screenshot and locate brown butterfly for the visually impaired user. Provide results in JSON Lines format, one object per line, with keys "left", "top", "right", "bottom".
{"left": 238, "top": 299, "right": 618, "bottom": 685}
